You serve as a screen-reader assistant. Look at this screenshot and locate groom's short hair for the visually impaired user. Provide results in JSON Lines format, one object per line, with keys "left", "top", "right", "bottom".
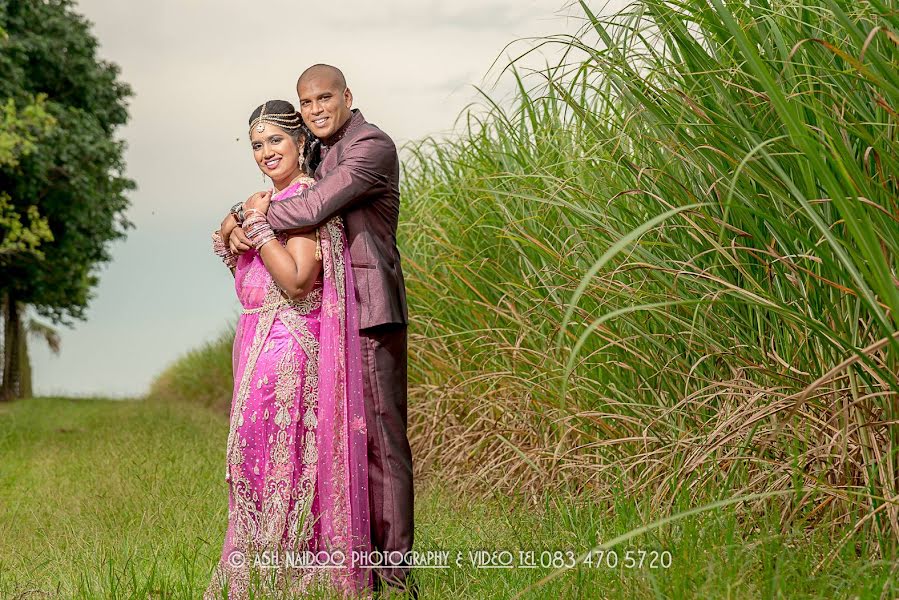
{"left": 297, "top": 64, "right": 347, "bottom": 90}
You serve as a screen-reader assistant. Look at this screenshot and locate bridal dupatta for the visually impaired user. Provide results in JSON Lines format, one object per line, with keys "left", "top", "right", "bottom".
{"left": 205, "top": 178, "right": 372, "bottom": 599}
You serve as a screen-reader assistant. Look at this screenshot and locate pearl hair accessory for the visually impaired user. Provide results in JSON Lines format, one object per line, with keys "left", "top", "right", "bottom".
{"left": 249, "top": 102, "right": 304, "bottom": 137}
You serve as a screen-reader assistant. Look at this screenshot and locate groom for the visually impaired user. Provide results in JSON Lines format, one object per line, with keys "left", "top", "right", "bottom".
{"left": 230, "top": 64, "right": 415, "bottom": 596}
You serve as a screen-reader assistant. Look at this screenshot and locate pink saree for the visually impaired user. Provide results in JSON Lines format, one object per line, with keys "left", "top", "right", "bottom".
{"left": 205, "top": 178, "right": 372, "bottom": 599}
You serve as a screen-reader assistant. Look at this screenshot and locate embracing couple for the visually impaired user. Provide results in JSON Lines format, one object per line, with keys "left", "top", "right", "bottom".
{"left": 205, "top": 64, "right": 415, "bottom": 599}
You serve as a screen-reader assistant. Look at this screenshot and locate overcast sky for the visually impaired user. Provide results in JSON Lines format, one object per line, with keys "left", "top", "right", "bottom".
{"left": 29, "top": 0, "right": 615, "bottom": 398}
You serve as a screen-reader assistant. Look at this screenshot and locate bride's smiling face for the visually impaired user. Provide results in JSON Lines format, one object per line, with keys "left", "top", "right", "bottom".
{"left": 250, "top": 125, "right": 303, "bottom": 183}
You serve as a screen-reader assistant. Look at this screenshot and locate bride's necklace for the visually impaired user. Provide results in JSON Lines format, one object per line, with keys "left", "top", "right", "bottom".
{"left": 272, "top": 171, "right": 308, "bottom": 196}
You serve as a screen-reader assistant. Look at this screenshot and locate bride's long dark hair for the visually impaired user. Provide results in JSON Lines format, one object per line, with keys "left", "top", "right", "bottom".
{"left": 248, "top": 99, "right": 321, "bottom": 175}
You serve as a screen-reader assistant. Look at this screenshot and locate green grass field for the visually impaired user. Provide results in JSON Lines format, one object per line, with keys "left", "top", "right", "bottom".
{"left": 0, "top": 396, "right": 894, "bottom": 598}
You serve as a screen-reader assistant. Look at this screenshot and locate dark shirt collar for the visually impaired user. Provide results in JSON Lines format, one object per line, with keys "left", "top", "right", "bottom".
{"left": 321, "top": 109, "right": 364, "bottom": 148}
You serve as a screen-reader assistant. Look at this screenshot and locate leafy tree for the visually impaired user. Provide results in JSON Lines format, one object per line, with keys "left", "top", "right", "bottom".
{"left": 0, "top": 1, "right": 133, "bottom": 400}
{"left": 0, "top": 94, "right": 56, "bottom": 258}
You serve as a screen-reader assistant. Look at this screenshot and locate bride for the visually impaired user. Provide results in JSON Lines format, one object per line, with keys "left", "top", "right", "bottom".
{"left": 206, "top": 99, "right": 372, "bottom": 599}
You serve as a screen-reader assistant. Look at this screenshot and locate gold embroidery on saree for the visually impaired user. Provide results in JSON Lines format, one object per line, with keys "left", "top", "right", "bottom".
{"left": 225, "top": 279, "right": 282, "bottom": 477}
{"left": 216, "top": 274, "right": 324, "bottom": 593}
{"left": 209, "top": 216, "right": 364, "bottom": 599}
{"left": 326, "top": 217, "right": 352, "bottom": 549}
{"left": 277, "top": 295, "right": 321, "bottom": 552}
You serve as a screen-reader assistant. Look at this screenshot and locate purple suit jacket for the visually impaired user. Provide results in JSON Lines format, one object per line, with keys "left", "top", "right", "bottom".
{"left": 266, "top": 109, "right": 408, "bottom": 330}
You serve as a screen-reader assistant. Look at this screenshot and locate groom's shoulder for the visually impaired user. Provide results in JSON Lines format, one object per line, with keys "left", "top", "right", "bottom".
{"left": 349, "top": 116, "right": 397, "bottom": 154}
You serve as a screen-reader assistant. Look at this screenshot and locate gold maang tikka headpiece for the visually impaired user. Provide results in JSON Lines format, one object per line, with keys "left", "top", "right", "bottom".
{"left": 250, "top": 103, "right": 302, "bottom": 136}
{"left": 255, "top": 102, "right": 267, "bottom": 133}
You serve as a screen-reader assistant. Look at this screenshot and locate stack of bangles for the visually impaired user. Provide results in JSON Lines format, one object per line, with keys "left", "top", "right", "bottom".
{"left": 242, "top": 209, "right": 277, "bottom": 249}
{"left": 211, "top": 230, "right": 237, "bottom": 269}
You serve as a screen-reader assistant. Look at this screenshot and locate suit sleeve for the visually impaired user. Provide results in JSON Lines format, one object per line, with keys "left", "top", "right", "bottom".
{"left": 266, "top": 131, "right": 395, "bottom": 233}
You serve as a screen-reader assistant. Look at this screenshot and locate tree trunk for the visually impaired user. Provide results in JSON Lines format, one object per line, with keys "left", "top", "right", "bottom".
{"left": 0, "top": 291, "right": 24, "bottom": 401}
{"left": 19, "top": 321, "right": 32, "bottom": 399}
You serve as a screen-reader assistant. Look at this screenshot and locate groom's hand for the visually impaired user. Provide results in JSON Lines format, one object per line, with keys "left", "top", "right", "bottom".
{"left": 220, "top": 213, "right": 239, "bottom": 244}
{"left": 244, "top": 190, "right": 271, "bottom": 215}
{"left": 229, "top": 226, "right": 252, "bottom": 255}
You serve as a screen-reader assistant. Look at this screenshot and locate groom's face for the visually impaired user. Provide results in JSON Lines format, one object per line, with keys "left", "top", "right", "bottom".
{"left": 297, "top": 73, "right": 352, "bottom": 140}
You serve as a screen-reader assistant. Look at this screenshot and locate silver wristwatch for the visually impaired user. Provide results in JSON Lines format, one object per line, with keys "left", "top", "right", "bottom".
{"left": 229, "top": 201, "right": 245, "bottom": 224}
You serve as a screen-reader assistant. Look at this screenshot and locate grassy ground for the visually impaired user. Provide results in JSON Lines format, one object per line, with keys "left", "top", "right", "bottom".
{"left": 0, "top": 396, "right": 895, "bottom": 599}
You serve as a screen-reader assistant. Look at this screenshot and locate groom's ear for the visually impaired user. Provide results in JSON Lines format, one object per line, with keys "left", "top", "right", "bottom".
{"left": 344, "top": 87, "right": 353, "bottom": 109}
